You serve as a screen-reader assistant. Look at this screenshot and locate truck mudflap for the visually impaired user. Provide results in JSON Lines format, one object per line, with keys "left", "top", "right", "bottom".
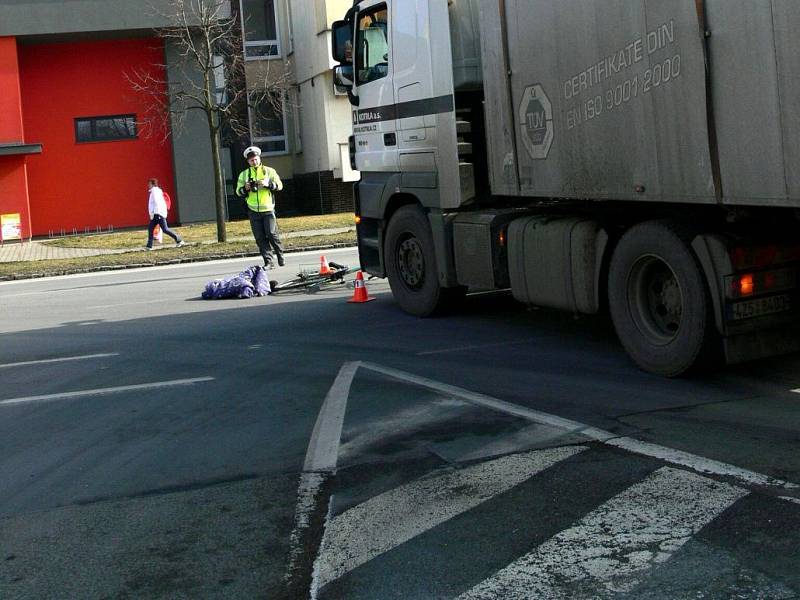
{"left": 356, "top": 217, "right": 384, "bottom": 279}
{"left": 693, "top": 233, "right": 800, "bottom": 363}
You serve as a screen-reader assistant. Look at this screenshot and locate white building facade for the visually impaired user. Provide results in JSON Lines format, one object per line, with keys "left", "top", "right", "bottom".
{"left": 237, "top": 0, "right": 357, "bottom": 215}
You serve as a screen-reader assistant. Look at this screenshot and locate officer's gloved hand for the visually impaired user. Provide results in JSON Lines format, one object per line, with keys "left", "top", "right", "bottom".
{"left": 266, "top": 181, "right": 277, "bottom": 191}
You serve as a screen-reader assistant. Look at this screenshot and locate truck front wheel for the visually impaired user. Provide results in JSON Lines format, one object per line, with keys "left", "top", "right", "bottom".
{"left": 385, "top": 205, "right": 458, "bottom": 316}
{"left": 608, "top": 221, "right": 715, "bottom": 377}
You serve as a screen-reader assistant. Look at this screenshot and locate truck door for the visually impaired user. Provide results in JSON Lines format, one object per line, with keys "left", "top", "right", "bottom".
{"left": 392, "top": 0, "right": 426, "bottom": 147}
{"left": 391, "top": 0, "right": 462, "bottom": 208}
{"left": 352, "top": 1, "right": 398, "bottom": 172}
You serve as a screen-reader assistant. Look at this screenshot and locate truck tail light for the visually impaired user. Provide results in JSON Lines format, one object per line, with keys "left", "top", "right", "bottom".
{"left": 737, "top": 274, "right": 755, "bottom": 297}
{"left": 727, "top": 267, "right": 797, "bottom": 299}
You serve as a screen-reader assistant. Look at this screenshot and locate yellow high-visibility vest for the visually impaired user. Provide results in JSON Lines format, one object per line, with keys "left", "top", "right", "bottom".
{"left": 236, "top": 165, "right": 283, "bottom": 212}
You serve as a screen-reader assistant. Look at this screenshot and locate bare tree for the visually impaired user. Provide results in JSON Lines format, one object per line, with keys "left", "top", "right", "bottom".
{"left": 127, "top": 0, "right": 291, "bottom": 242}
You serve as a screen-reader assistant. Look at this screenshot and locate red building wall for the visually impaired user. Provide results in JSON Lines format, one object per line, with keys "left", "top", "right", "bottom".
{"left": 0, "top": 36, "right": 32, "bottom": 240}
{"left": 19, "top": 38, "right": 176, "bottom": 236}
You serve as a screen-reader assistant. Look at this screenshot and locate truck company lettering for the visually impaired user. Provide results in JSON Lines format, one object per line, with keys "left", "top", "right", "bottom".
{"left": 353, "top": 124, "right": 378, "bottom": 134}
{"left": 564, "top": 20, "right": 682, "bottom": 131}
{"left": 354, "top": 110, "right": 385, "bottom": 124}
{"left": 563, "top": 20, "right": 675, "bottom": 100}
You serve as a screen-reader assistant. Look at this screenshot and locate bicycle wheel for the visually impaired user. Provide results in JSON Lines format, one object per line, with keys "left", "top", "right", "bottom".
{"left": 272, "top": 277, "right": 309, "bottom": 292}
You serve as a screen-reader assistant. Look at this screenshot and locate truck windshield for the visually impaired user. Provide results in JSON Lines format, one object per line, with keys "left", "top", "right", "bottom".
{"left": 356, "top": 4, "right": 389, "bottom": 86}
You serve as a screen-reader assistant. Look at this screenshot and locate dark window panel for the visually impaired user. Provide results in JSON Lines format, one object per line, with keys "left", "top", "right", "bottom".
{"left": 75, "top": 115, "right": 137, "bottom": 143}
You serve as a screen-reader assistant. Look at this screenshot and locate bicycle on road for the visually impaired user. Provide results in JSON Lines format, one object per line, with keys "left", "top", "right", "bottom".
{"left": 270, "top": 261, "right": 354, "bottom": 294}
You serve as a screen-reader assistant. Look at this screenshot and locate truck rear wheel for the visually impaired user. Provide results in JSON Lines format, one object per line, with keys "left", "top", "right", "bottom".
{"left": 385, "top": 205, "right": 459, "bottom": 316}
{"left": 608, "top": 221, "right": 714, "bottom": 377}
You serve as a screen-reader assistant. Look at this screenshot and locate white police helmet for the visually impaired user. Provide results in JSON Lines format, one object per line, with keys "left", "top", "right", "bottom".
{"left": 243, "top": 146, "right": 262, "bottom": 159}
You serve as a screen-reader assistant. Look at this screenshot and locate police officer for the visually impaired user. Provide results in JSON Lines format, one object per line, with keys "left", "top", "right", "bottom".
{"left": 237, "top": 145, "right": 285, "bottom": 268}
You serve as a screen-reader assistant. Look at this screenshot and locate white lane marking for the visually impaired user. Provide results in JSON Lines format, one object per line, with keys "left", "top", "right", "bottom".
{"left": 780, "top": 496, "right": 800, "bottom": 506}
{"left": 303, "top": 362, "right": 361, "bottom": 473}
{"left": 0, "top": 377, "right": 214, "bottom": 407}
{"left": 359, "top": 362, "right": 799, "bottom": 492}
{"left": 417, "top": 339, "right": 537, "bottom": 356}
{"left": 606, "top": 437, "right": 797, "bottom": 491}
{"left": 0, "top": 353, "right": 119, "bottom": 369}
{"left": 0, "top": 287, "right": 89, "bottom": 298}
{"left": 286, "top": 471, "right": 329, "bottom": 590}
{"left": 360, "top": 362, "right": 613, "bottom": 441}
{"left": 792, "top": 389, "right": 800, "bottom": 394}
{"left": 459, "top": 467, "right": 748, "bottom": 600}
{"left": 285, "top": 362, "right": 361, "bottom": 598}
{"left": 318, "top": 446, "right": 586, "bottom": 589}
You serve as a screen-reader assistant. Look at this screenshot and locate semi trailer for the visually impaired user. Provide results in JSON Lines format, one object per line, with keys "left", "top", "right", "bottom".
{"left": 331, "top": 0, "right": 800, "bottom": 376}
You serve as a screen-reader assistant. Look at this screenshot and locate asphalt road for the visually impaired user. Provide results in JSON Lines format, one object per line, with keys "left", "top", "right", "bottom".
{"left": 1, "top": 247, "right": 798, "bottom": 599}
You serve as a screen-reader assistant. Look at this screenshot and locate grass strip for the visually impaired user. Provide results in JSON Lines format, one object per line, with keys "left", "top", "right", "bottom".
{"left": 43, "top": 213, "right": 356, "bottom": 250}
{"left": 0, "top": 231, "right": 356, "bottom": 280}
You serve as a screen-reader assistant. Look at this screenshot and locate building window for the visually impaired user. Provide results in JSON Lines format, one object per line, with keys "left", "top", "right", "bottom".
{"left": 74, "top": 115, "right": 137, "bottom": 143}
{"left": 242, "top": 0, "right": 280, "bottom": 59}
{"left": 250, "top": 92, "right": 287, "bottom": 154}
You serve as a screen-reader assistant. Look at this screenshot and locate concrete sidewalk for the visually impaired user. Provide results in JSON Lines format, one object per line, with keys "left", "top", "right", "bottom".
{"left": 0, "top": 228, "right": 354, "bottom": 264}
{"left": 0, "top": 241, "right": 130, "bottom": 263}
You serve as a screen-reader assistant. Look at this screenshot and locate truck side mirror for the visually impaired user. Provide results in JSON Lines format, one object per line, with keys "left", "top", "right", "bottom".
{"left": 334, "top": 65, "right": 359, "bottom": 106}
{"left": 331, "top": 20, "right": 353, "bottom": 65}
{"left": 334, "top": 65, "right": 354, "bottom": 87}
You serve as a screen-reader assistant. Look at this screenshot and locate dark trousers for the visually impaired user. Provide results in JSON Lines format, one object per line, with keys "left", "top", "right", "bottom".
{"left": 248, "top": 209, "right": 283, "bottom": 265}
{"left": 147, "top": 215, "right": 181, "bottom": 247}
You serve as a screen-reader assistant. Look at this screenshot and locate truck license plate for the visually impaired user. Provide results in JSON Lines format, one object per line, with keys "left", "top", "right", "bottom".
{"left": 731, "top": 294, "right": 791, "bottom": 321}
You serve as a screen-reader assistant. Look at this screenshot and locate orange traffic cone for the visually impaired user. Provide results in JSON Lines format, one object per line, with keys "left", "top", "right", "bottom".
{"left": 319, "top": 254, "right": 332, "bottom": 275}
{"left": 348, "top": 271, "right": 375, "bottom": 303}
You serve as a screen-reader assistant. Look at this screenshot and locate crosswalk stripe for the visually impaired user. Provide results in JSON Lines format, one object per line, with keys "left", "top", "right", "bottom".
{"left": 458, "top": 466, "right": 748, "bottom": 600}
{"left": 316, "top": 445, "right": 587, "bottom": 589}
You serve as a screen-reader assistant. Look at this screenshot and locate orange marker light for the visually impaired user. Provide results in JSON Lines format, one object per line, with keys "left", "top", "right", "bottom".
{"left": 354, "top": 215, "right": 362, "bottom": 225}
{"left": 739, "top": 274, "right": 755, "bottom": 297}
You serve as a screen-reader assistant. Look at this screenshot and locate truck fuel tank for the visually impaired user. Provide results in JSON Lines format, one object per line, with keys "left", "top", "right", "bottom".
{"left": 508, "top": 216, "right": 608, "bottom": 314}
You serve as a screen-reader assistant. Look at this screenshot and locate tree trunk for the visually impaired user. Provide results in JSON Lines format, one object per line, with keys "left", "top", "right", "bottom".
{"left": 206, "top": 106, "right": 227, "bottom": 243}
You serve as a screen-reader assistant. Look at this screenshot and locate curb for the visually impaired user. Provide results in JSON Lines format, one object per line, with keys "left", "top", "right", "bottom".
{"left": 0, "top": 242, "right": 356, "bottom": 282}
